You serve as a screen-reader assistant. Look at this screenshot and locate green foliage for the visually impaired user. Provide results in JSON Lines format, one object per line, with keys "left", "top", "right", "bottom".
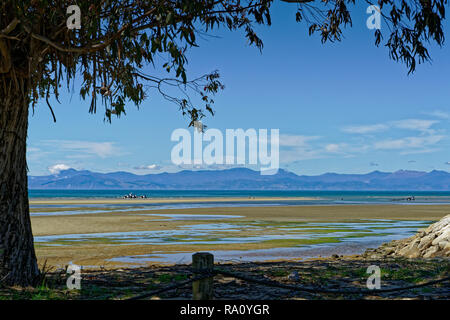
{"left": 157, "top": 273, "right": 188, "bottom": 283}
{"left": 0, "top": 0, "right": 447, "bottom": 123}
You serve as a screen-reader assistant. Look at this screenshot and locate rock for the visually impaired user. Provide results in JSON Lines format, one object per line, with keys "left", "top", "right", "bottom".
{"left": 418, "top": 234, "right": 436, "bottom": 250}
{"left": 423, "top": 246, "right": 439, "bottom": 258}
{"left": 363, "top": 214, "right": 450, "bottom": 259}
{"left": 437, "top": 241, "right": 449, "bottom": 250}
{"left": 398, "top": 243, "right": 420, "bottom": 258}
{"left": 432, "top": 229, "right": 450, "bottom": 246}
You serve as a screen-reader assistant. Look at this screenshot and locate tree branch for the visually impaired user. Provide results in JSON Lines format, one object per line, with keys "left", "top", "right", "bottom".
{"left": 0, "top": 40, "right": 11, "bottom": 73}
{"left": 27, "top": 8, "right": 158, "bottom": 54}
{"left": 1, "top": 18, "right": 20, "bottom": 35}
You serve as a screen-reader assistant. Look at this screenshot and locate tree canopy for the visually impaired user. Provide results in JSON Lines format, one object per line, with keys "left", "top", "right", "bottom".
{"left": 0, "top": 0, "right": 448, "bottom": 287}
{"left": 0, "top": 0, "right": 447, "bottom": 125}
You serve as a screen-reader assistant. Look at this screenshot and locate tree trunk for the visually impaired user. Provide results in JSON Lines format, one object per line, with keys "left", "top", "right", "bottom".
{"left": 0, "top": 76, "right": 40, "bottom": 286}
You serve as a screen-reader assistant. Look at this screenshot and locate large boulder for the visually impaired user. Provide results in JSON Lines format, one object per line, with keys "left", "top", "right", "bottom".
{"left": 363, "top": 215, "right": 450, "bottom": 259}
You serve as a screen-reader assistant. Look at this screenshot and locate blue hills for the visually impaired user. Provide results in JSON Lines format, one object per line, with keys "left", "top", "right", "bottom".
{"left": 28, "top": 168, "right": 450, "bottom": 191}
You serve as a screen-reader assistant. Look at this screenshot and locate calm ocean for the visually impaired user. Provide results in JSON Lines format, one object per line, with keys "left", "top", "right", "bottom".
{"left": 28, "top": 190, "right": 450, "bottom": 205}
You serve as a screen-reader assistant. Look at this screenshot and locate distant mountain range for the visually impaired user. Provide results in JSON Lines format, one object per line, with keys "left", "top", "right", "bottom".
{"left": 27, "top": 168, "right": 450, "bottom": 191}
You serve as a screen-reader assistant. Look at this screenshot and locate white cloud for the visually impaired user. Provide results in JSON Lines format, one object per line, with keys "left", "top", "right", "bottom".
{"left": 392, "top": 119, "right": 438, "bottom": 133}
{"left": 48, "top": 164, "right": 72, "bottom": 174}
{"left": 400, "top": 148, "right": 440, "bottom": 155}
{"left": 343, "top": 118, "right": 439, "bottom": 135}
{"left": 276, "top": 135, "right": 327, "bottom": 162}
{"left": 42, "top": 140, "right": 118, "bottom": 158}
{"left": 374, "top": 135, "right": 444, "bottom": 150}
{"left": 280, "top": 117, "right": 446, "bottom": 165}
{"left": 445, "top": 162, "right": 450, "bottom": 165}
{"left": 342, "top": 124, "right": 388, "bottom": 134}
{"left": 280, "top": 149, "right": 323, "bottom": 162}
{"left": 325, "top": 144, "right": 341, "bottom": 153}
{"left": 134, "top": 164, "right": 161, "bottom": 170}
{"left": 428, "top": 110, "right": 450, "bottom": 119}
{"left": 279, "top": 135, "right": 321, "bottom": 147}
{"left": 279, "top": 140, "right": 363, "bottom": 163}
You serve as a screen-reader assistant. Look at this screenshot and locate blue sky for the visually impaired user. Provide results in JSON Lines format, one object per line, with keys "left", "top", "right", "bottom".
{"left": 28, "top": 2, "right": 450, "bottom": 176}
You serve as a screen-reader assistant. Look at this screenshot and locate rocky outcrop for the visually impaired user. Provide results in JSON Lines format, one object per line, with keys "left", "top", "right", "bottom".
{"left": 364, "top": 215, "right": 450, "bottom": 259}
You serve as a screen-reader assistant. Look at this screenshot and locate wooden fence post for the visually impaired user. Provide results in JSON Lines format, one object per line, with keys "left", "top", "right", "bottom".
{"left": 192, "top": 252, "right": 214, "bottom": 300}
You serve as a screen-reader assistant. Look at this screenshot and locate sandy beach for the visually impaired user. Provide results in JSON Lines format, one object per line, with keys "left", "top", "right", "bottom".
{"left": 31, "top": 204, "right": 450, "bottom": 236}
{"left": 30, "top": 202, "right": 450, "bottom": 268}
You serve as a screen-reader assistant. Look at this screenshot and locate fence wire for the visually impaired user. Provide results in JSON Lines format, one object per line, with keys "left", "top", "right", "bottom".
{"left": 127, "top": 267, "right": 449, "bottom": 300}
{"left": 214, "top": 269, "right": 450, "bottom": 295}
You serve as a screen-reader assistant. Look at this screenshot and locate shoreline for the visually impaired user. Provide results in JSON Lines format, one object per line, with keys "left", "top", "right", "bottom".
{"left": 29, "top": 194, "right": 450, "bottom": 207}
{"left": 29, "top": 196, "right": 321, "bottom": 205}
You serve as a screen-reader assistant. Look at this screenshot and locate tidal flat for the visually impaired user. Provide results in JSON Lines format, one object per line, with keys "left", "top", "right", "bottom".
{"left": 29, "top": 201, "right": 450, "bottom": 269}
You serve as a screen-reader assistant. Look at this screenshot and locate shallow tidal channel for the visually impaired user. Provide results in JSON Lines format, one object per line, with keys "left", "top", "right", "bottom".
{"left": 30, "top": 203, "right": 433, "bottom": 266}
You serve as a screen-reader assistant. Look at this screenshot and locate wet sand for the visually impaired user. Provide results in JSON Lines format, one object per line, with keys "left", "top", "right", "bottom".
{"left": 31, "top": 204, "right": 450, "bottom": 236}
{"left": 30, "top": 203, "right": 450, "bottom": 268}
